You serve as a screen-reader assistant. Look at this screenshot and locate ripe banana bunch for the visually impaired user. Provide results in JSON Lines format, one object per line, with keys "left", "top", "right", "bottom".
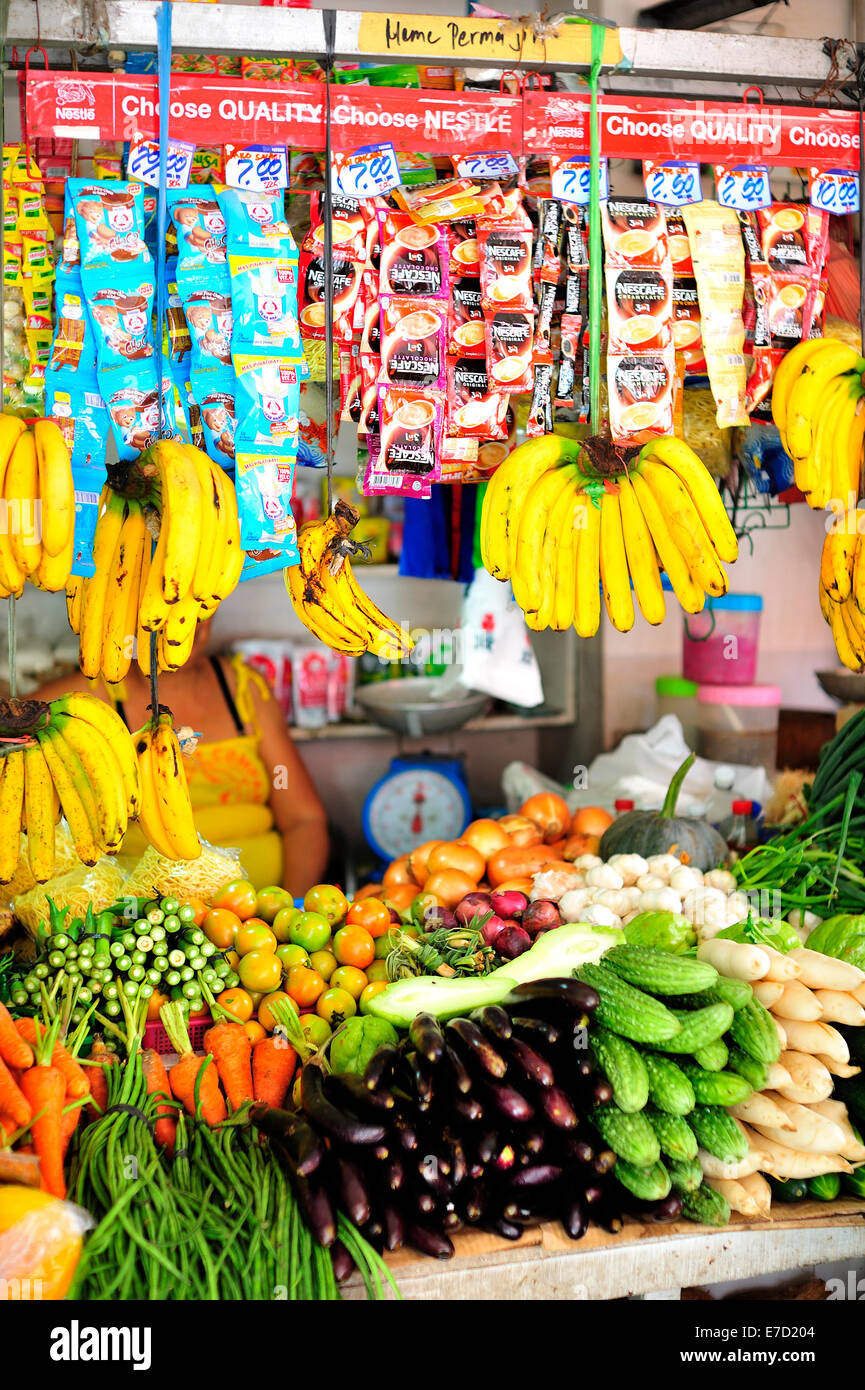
{"left": 819, "top": 506, "right": 865, "bottom": 671}
{"left": 771, "top": 336, "right": 865, "bottom": 510}
{"left": 285, "top": 499, "right": 412, "bottom": 659}
{"left": 0, "top": 415, "right": 76, "bottom": 597}
{"left": 72, "top": 441, "right": 243, "bottom": 684}
{"left": 134, "top": 712, "right": 201, "bottom": 862}
{"left": 481, "top": 433, "right": 738, "bottom": 636}
{"left": 0, "top": 692, "right": 140, "bottom": 883}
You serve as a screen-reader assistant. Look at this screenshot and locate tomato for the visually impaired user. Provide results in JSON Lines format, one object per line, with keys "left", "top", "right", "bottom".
{"left": 423, "top": 869, "right": 478, "bottom": 909}
{"left": 330, "top": 965, "right": 368, "bottom": 1000}
{"left": 291, "top": 1074, "right": 303, "bottom": 1107}
{"left": 243, "top": 1020, "right": 267, "bottom": 1045}
{"left": 332, "top": 924, "right": 375, "bottom": 970}
{"left": 202, "top": 908, "right": 240, "bottom": 950}
{"left": 211, "top": 879, "right": 258, "bottom": 920}
{"left": 427, "top": 840, "right": 484, "bottom": 883}
{"left": 373, "top": 933, "right": 392, "bottom": 960}
{"left": 365, "top": 959, "right": 389, "bottom": 982}
{"left": 258, "top": 990, "right": 296, "bottom": 1032}
{"left": 238, "top": 950, "right": 282, "bottom": 994}
{"left": 309, "top": 949, "right": 337, "bottom": 982}
{"left": 289, "top": 910, "right": 332, "bottom": 954}
{"left": 255, "top": 885, "right": 292, "bottom": 924}
{"left": 235, "top": 920, "right": 278, "bottom": 955}
{"left": 411, "top": 891, "right": 441, "bottom": 928}
{"left": 182, "top": 897, "right": 209, "bottom": 927}
{"left": 286, "top": 965, "right": 326, "bottom": 1009}
{"left": 248, "top": 991, "right": 265, "bottom": 1010}
{"left": 216, "top": 987, "right": 254, "bottom": 1023}
{"left": 316, "top": 987, "right": 357, "bottom": 1027}
{"left": 352, "top": 882, "right": 384, "bottom": 902}
{"left": 359, "top": 981, "right": 388, "bottom": 1014}
{"left": 276, "top": 943, "right": 309, "bottom": 971}
{"left": 271, "top": 905, "right": 301, "bottom": 943}
{"left": 382, "top": 855, "right": 414, "bottom": 889}
{"left": 303, "top": 883, "right": 349, "bottom": 926}
{"left": 299, "top": 1014, "right": 331, "bottom": 1049}
{"left": 346, "top": 897, "right": 391, "bottom": 938}
{"left": 225, "top": 949, "right": 240, "bottom": 970}
{"left": 406, "top": 839, "right": 443, "bottom": 888}
{"left": 461, "top": 818, "right": 510, "bottom": 861}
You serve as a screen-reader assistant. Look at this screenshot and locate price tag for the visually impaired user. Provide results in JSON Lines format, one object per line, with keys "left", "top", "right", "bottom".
{"left": 224, "top": 144, "right": 289, "bottom": 193}
{"left": 549, "top": 156, "right": 609, "bottom": 206}
{"left": 454, "top": 151, "right": 519, "bottom": 181}
{"left": 715, "top": 163, "right": 771, "bottom": 212}
{"left": 643, "top": 160, "right": 703, "bottom": 208}
{"left": 809, "top": 167, "right": 859, "bottom": 215}
{"left": 128, "top": 134, "right": 194, "bottom": 190}
{"left": 332, "top": 142, "right": 401, "bottom": 200}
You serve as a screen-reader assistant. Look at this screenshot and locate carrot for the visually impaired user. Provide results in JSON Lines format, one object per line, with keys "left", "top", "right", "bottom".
{"left": 141, "top": 1049, "right": 177, "bottom": 1154}
{"left": 15, "top": 1017, "right": 88, "bottom": 1097}
{"left": 60, "top": 1100, "right": 82, "bottom": 1163}
{"left": 0, "top": 1001, "right": 33, "bottom": 1069}
{"left": 252, "top": 1032, "right": 297, "bottom": 1108}
{"left": 20, "top": 1063, "right": 66, "bottom": 1198}
{"left": 85, "top": 1038, "right": 118, "bottom": 1123}
{"left": 204, "top": 1021, "right": 253, "bottom": 1111}
{"left": 0, "top": 1052, "right": 31, "bottom": 1129}
{"left": 161, "top": 1004, "right": 226, "bottom": 1126}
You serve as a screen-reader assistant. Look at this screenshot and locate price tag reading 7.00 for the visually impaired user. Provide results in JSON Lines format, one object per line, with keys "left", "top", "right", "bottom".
{"left": 643, "top": 160, "right": 702, "bottom": 208}
{"left": 715, "top": 163, "right": 771, "bottom": 212}
{"left": 332, "top": 142, "right": 401, "bottom": 201}
{"left": 224, "top": 145, "right": 289, "bottom": 193}
{"left": 455, "top": 151, "right": 519, "bottom": 181}
{"left": 549, "top": 156, "right": 609, "bottom": 206}
{"left": 128, "top": 134, "right": 195, "bottom": 190}
{"left": 810, "top": 167, "right": 859, "bottom": 216}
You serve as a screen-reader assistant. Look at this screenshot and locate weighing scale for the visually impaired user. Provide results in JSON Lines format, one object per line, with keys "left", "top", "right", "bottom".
{"left": 362, "top": 754, "right": 472, "bottom": 863}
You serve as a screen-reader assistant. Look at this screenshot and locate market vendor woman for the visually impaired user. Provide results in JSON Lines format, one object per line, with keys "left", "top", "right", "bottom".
{"left": 34, "top": 622, "right": 329, "bottom": 896}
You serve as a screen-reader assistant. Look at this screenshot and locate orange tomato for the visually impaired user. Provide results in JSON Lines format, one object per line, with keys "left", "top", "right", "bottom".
{"left": 316, "top": 987, "right": 357, "bottom": 1026}
{"left": 571, "top": 805, "right": 614, "bottom": 837}
{"left": 562, "top": 831, "right": 601, "bottom": 861}
{"left": 225, "top": 949, "right": 240, "bottom": 970}
{"left": 255, "top": 886, "right": 292, "bottom": 923}
{"left": 238, "top": 950, "right": 282, "bottom": 994}
{"left": 331, "top": 965, "right": 368, "bottom": 1000}
{"left": 303, "top": 883, "right": 350, "bottom": 925}
{"left": 486, "top": 845, "right": 567, "bottom": 888}
{"left": 498, "top": 814, "right": 544, "bottom": 848}
{"left": 520, "top": 792, "right": 572, "bottom": 844}
{"left": 202, "top": 908, "right": 241, "bottom": 950}
{"left": 183, "top": 897, "right": 209, "bottom": 927}
{"left": 211, "top": 879, "right": 259, "bottom": 920}
{"left": 287, "top": 965, "right": 327, "bottom": 1009}
{"left": 332, "top": 924, "right": 375, "bottom": 970}
{"left": 271, "top": 905, "right": 302, "bottom": 943}
{"left": 461, "top": 818, "right": 510, "bottom": 861}
{"left": 365, "top": 959, "right": 389, "bottom": 982}
{"left": 353, "top": 882, "right": 385, "bottom": 902}
{"left": 359, "top": 981, "right": 388, "bottom": 1014}
{"left": 427, "top": 840, "right": 484, "bottom": 883}
{"left": 235, "top": 920, "right": 278, "bottom": 955}
{"left": 258, "top": 990, "right": 296, "bottom": 1031}
{"left": 383, "top": 883, "right": 418, "bottom": 912}
{"left": 216, "top": 987, "right": 254, "bottom": 1023}
{"left": 406, "top": 839, "right": 443, "bottom": 888}
{"left": 146, "top": 989, "right": 169, "bottom": 1021}
{"left": 243, "top": 1020, "right": 267, "bottom": 1045}
{"left": 423, "top": 869, "right": 479, "bottom": 909}
{"left": 382, "top": 855, "right": 414, "bottom": 889}
{"left": 346, "top": 897, "right": 391, "bottom": 938}
{"left": 309, "top": 949, "right": 337, "bottom": 982}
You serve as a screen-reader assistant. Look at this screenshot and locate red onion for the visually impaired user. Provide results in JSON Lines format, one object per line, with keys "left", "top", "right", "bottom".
{"left": 490, "top": 889, "right": 528, "bottom": 920}
{"left": 522, "top": 899, "right": 561, "bottom": 935}
{"left": 423, "top": 905, "right": 457, "bottom": 931}
{"left": 454, "top": 891, "right": 493, "bottom": 927}
{"left": 481, "top": 914, "right": 508, "bottom": 948}
{"left": 495, "top": 925, "right": 533, "bottom": 959}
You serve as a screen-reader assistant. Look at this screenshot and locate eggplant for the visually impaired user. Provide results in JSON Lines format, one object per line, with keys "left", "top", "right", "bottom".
{"left": 363, "top": 1045, "right": 399, "bottom": 1092}
{"left": 490, "top": 1216, "right": 523, "bottom": 1241}
{"left": 362, "top": 1215, "right": 384, "bottom": 1248}
{"left": 325, "top": 1071, "right": 395, "bottom": 1113}
{"left": 503, "top": 1035, "right": 554, "bottom": 1089}
{"left": 592, "top": 1148, "right": 616, "bottom": 1176}
{"left": 448, "top": 1134, "right": 468, "bottom": 1188}
{"left": 523, "top": 1128, "right": 546, "bottom": 1156}
{"left": 461, "top": 1181, "right": 487, "bottom": 1224}
{"left": 372, "top": 1143, "right": 390, "bottom": 1163}
{"left": 292, "top": 1166, "right": 338, "bottom": 1247}
{"left": 508, "top": 978, "right": 599, "bottom": 1012}
{"left": 574, "top": 1056, "right": 595, "bottom": 1079}
{"left": 494, "top": 1142, "right": 517, "bottom": 1172}
{"left": 476, "top": 1129, "right": 500, "bottom": 1165}
{"left": 404, "top": 1050, "right": 435, "bottom": 1108}
{"left": 446, "top": 1018, "right": 508, "bottom": 1079}
{"left": 510, "top": 1015, "right": 561, "bottom": 1049}
{"left": 406, "top": 1223, "right": 454, "bottom": 1260}
{"left": 390, "top": 1106, "right": 419, "bottom": 1153}
{"left": 561, "top": 1190, "right": 588, "bottom": 1241}
{"left": 470, "top": 1004, "right": 513, "bottom": 1042}
{"left": 468, "top": 1160, "right": 485, "bottom": 1180}
{"left": 409, "top": 1012, "right": 447, "bottom": 1065}
{"left": 443, "top": 1043, "right": 472, "bottom": 1095}
{"left": 563, "top": 1135, "right": 594, "bottom": 1165}
{"left": 509, "top": 1163, "right": 563, "bottom": 1189}
{"left": 539, "top": 1086, "right": 578, "bottom": 1130}
{"left": 382, "top": 1203, "right": 405, "bottom": 1252}
{"left": 334, "top": 1155, "right": 371, "bottom": 1227}
{"left": 250, "top": 1105, "right": 325, "bottom": 1177}
{"left": 442, "top": 1206, "right": 463, "bottom": 1232}
{"left": 329, "top": 1240, "right": 355, "bottom": 1282}
{"left": 582, "top": 1182, "right": 605, "bottom": 1206}
{"left": 416, "top": 1156, "right": 452, "bottom": 1198}
{"left": 453, "top": 1092, "right": 484, "bottom": 1125}
{"left": 481, "top": 1078, "right": 534, "bottom": 1124}
{"left": 627, "top": 1193, "right": 683, "bottom": 1224}
{"left": 301, "top": 1063, "right": 386, "bottom": 1146}
{"left": 415, "top": 1188, "right": 437, "bottom": 1216}
{"left": 384, "top": 1155, "right": 404, "bottom": 1191}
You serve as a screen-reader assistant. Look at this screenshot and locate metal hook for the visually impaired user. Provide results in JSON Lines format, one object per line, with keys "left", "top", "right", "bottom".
{"left": 742, "top": 85, "right": 765, "bottom": 106}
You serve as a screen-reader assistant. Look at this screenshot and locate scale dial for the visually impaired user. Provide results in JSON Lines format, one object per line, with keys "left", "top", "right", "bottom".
{"left": 365, "top": 768, "right": 469, "bottom": 862}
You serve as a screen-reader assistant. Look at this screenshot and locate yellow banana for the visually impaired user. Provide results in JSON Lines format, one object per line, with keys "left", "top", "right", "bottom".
{"left": 531, "top": 478, "right": 578, "bottom": 633}
{"left": 53, "top": 713, "right": 126, "bottom": 853}
{"left": 805, "top": 374, "right": 853, "bottom": 508}
{"left": 23, "top": 741, "right": 55, "bottom": 882}
{"left": 139, "top": 510, "right": 172, "bottom": 632}
{"left": 39, "top": 725, "right": 100, "bottom": 864}
{"left": 150, "top": 717, "right": 201, "bottom": 861}
{"left": 65, "top": 576, "right": 84, "bottom": 634}
{"left": 102, "top": 502, "right": 146, "bottom": 685}
{"left": 829, "top": 599, "right": 865, "bottom": 671}
{"left": 549, "top": 474, "right": 583, "bottom": 632}
{"left": 325, "top": 558, "right": 411, "bottom": 661}
{"left": 133, "top": 727, "right": 179, "bottom": 860}
{"left": 285, "top": 517, "right": 369, "bottom": 654}
{"left": 136, "top": 533, "right": 153, "bottom": 675}
{"left": 630, "top": 471, "right": 705, "bottom": 615}
{"left": 0, "top": 417, "right": 25, "bottom": 594}
{"left": 511, "top": 464, "right": 580, "bottom": 617}
{"left": 0, "top": 750, "right": 24, "bottom": 881}
{"left": 821, "top": 506, "right": 861, "bottom": 603}
{"left": 33, "top": 418, "right": 75, "bottom": 558}
{"left": 4, "top": 430, "right": 41, "bottom": 575}
{"left": 852, "top": 535, "right": 865, "bottom": 617}
{"left": 144, "top": 439, "right": 203, "bottom": 604}
{"left": 36, "top": 526, "right": 75, "bottom": 592}
{"left": 159, "top": 593, "right": 199, "bottom": 672}
{"left": 772, "top": 337, "right": 837, "bottom": 444}
{"left": 480, "top": 434, "right": 584, "bottom": 581}
{"left": 618, "top": 473, "right": 665, "bottom": 626}
{"left": 187, "top": 445, "right": 219, "bottom": 603}
{"left": 49, "top": 692, "right": 140, "bottom": 817}
{"left": 574, "top": 493, "right": 602, "bottom": 639}
{"left": 79, "top": 492, "right": 127, "bottom": 678}
{"left": 640, "top": 459, "right": 727, "bottom": 597}
{"left": 642, "top": 437, "right": 739, "bottom": 564}
{"left": 786, "top": 341, "right": 864, "bottom": 464}
{"left": 832, "top": 386, "right": 865, "bottom": 508}
{"left": 208, "top": 463, "right": 244, "bottom": 604}
{"left": 599, "top": 490, "right": 635, "bottom": 633}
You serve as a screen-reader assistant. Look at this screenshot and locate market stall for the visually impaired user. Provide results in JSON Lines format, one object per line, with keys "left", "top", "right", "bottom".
{"left": 2, "top": 0, "right": 865, "bottom": 1307}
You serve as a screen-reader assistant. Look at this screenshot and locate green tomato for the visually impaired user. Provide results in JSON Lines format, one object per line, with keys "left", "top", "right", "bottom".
{"left": 299, "top": 1014, "right": 332, "bottom": 1049}
{"left": 289, "top": 910, "right": 332, "bottom": 954}
{"left": 276, "top": 943, "right": 310, "bottom": 971}
{"left": 272, "top": 905, "right": 302, "bottom": 944}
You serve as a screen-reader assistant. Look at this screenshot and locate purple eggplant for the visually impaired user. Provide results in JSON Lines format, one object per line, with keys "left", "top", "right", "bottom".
{"left": 250, "top": 1105, "right": 325, "bottom": 1177}
{"left": 470, "top": 1004, "right": 513, "bottom": 1041}
{"left": 404, "top": 1050, "right": 435, "bottom": 1108}
{"left": 453, "top": 1092, "right": 484, "bottom": 1125}
{"left": 292, "top": 1166, "right": 337, "bottom": 1247}
{"left": 448, "top": 1134, "right": 468, "bottom": 1188}
{"left": 561, "top": 1190, "right": 588, "bottom": 1241}
{"left": 442, "top": 1206, "right": 462, "bottom": 1232}
{"left": 363, "top": 1046, "right": 399, "bottom": 1092}
{"left": 330, "top": 1240, "right": 355, "bottom": 1282}
{"left": 334, "top": 1155, "right": 372, "bottom": 1227}
{"left": 481, "top": 1078, "right": 534, "bottom": 1124}
{"left": 325, "top": 1070, "right": 395, "bottom": 1114}
{"left": 476, "top": 1130, "right": 500, "bottom": 1165}
{"left": 415, "top": 1188, "right": 437, "bottom": 1216}
{"left": 390, "top": 1106, "right": 419, "bottom": 1153}
{"left": 511, "top": 1015, "right": 561, "bottom": 1049}
{"left": 539, "top": 1086, "right": 578, "bottom": 1130}
{"left": 382, "top": 1203, "right": 405, "bottom": 1251}
{"left": 508, "top": 978, "right": 599, "bottom": 1013}
{"left": 409, "top": 1013, "right": 447, "bottom": 1066}
{"left": 461, "top": 1181, "right": 487, "bottom": 1224}
{"left": 406, "top": 1223, "right": 454, "bottom": 1260}
{"left": 385, "top": 1155, "right": 404, "bottom": 1191}
{"left": 503, "top": 1035, "right": 554, "bottom": 1089}
{"left": 447, "top": 1018, "right": 508, "bottom": 1079}
{"left": 491, "top": 1216, "right": 523, "bottom": 1241}
{"left": 509, "top": 1163, "right": 563, "bottom": 1189}
{"left": 564, "top": 1136, "right": 594, "bottom": 1165}
{"left": 592, "top": 1149, "right": 616, "bottom": 1176}
{"left": 301, "top": 1063, "right": 386, "bottom": 1146}
{"left": 443, "top": 1044, "right": 472, "bottom": 1095}
{"left": 523, "top": 1128, "right": 546, "bottom": 1157}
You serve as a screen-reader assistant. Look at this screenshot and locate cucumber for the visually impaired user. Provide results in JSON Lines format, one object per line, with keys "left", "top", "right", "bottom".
{"left": 767, "top": 1175, "right": 808, "bottom": 1203}
{"left": 576, "top": 963, "right": 682, "bottom": 1045}
{"left": 651, "top": 1002, "right": 734, "bottom": 1055}
{"left": 667, "top": 1155, "right": 704, "bottom": 1194}
{"left": 843, "top": 1168, "right": 865, "bottom": 1199}
{"left": 679, "top": 978, "right": 753, "bottom": 1013}
{"left": 643, "top": 1053, "right": 695, "bottom": 1116}
{"left": 645, "top": 1105, "right": 698, "bottom": 1161}
{"left": 602, "top": 945, "right": 718, "bottom": 996}
{"left": 592, "top": 1103, "right": 660, "bottom": 1167}
{"left": 590, "top": 1024, "right": 649, "bottom": 1114}
{"left": 729, "top": 997, "right": 781, "bottom": 1065}
{"left": 680, "top": 1064, "right": 752, "bottom": 1107}
{"left": 726, "top": 1045, "right": 769, "bottom": 1092}
{"left": 614, "top": 1157, "right": 671, "bottom": 1202}
{"left": 693, "top": 1038, "right": 729, "bottom": 1072}
{"left": 689, "top": 1104, "right": 748, "bottom": 1163}
{"left": 680, "top": 1182, "right": 731, "bottom": 1227}
{"left": 807, "top": 1173, "right": 841, "bottom": 1201}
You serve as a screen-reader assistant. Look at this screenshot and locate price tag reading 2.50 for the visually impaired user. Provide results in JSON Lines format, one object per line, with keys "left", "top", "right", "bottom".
{"left": 715, "top": 163, "right": 771, "bottom": 212}
{"left": 550, "top": 156, "right": 609, "bottom": 206}
{"left": 643, "top": 160, "right": 702, "bottom": 208}
{"left": 224, "top": 144, "right": 289, "bottom": 193}
{"left": 332, "top": 143, "right": 401, "bottom": 200}
{"left": 810, "top": 167, "right": 859, "bottom": 216}
{"left": 128, "top": 134, "right": 195, "bottom": 190}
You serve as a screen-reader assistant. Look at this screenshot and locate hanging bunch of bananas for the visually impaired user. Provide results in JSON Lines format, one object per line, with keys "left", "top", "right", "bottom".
{"left": 285, "top": 499, "right": 412, "bottom": 659}
{"left": 819, "top": 505, "right": 865, "bottom": 671}
{"left": 0, "top": 414, "right": 75, "bottom": 597}
{"left": 69, "top": 440, "right": 244, "bottom": 685}
{"left": 0, "top": 691, "right": 139, "bottom": 883}
{"left": 133, "top": 711, "right": 201, "bottom": 863}
{"left": 481, "top": 433, "right": 738, "bottom": 636}
{"left": 771, "top": 336, "right": 865, "bottom": 509}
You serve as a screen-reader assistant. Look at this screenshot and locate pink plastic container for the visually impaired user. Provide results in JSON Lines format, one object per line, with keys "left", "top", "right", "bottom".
{"left": 683, "top": 594, "right": 763, "bottom": 686}
{"left": 143, "top": 1013, "right": 211, "bottom": 1056}
{"left": 696, "top": 683, "right": 782, "bottom": 769}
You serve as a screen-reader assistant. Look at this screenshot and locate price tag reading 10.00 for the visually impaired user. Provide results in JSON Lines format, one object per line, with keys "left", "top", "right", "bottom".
{"left": 224, "top": 144, "right": 289, "bottom": 193}
{"left": 550, "top": 156, "right": 609, "bottom": 206}
{"left": 332, "top": 143, "right": 401, "bottom": 200}
{"left": 454, "top": 151, "right": 519, "bottom": 181}
{"left": 127, "top": 134, "right": 195, "bottom": 190}
{"left": 643, "top": 160, "right": 703, "bottom": 208}
{"left": 714, "top": 164, "right": 771, "bottom": 212}
{"left": 810, "top": 167, "right": 859, "bottom": 215}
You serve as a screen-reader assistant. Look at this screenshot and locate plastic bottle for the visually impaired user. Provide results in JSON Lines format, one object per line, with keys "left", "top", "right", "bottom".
{"left": 705, "top": 765, "right": 737, "bottom": 826}
{"left": 719, "top": 799, "right": 760, "bottom": 859}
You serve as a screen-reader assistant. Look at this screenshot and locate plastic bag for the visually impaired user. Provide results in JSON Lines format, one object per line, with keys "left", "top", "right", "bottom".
{"left": 438, "top": 567, "right": 543, "bottom": 708}
{"left": 121, "top": 840, "right": 243, "bottom": 902}
{"left": 0, "top": 1187, "right": 93, "bottom": 1300}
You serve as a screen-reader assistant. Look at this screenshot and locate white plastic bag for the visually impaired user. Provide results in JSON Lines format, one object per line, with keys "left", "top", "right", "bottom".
{"left": 439, "top": 568, "right": 543, "bottom": 708}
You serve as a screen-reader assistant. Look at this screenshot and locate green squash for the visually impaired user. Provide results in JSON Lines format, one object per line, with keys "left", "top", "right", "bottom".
{"left": 598, "top": 753, "right": 727, "bottom": 872}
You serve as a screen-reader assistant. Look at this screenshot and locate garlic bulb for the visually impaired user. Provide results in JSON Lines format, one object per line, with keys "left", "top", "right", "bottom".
{"left": 605, "top": 853, "right": 649, "bottom": 887}
{"left": 578, "top": 903, "right": 622, "bottom": 929}
{"left": 703, "top": 868, "right": 737, "bottom": 894}
{"left": 585, "top": 863, "right": 624, "bottom": 891}
{"left": 669, "top": 865, "right": 703, "bottom": 895}
{"left": 558, "top": 888, "right": 592, "bottom": 923}
{"left": 573, "top": 854, "right": 604, "bottom": 871}
{"left": 637, "top": 886, "right": 684, "bottom": 914}
{"left": 636, "top": 873, "right": 666, "bottom": 893}
{"left": 645, "top": 854, "right": 684, "bottom": 881}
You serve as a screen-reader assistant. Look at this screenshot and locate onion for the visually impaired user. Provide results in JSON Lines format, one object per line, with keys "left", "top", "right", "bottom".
{"left": 454, "top": 891, "right": 493, "bottom": 927}
{"left": 495, "top": 925, "right": 533, "bottom": 959}
{"left": 490, "top": 888, "right": 528, "bottom": 920}
{"left": 522, "top": 899, "right": 561, "bottom": 935}
{"left": 424, "top": 906, "right": 457, "bottom": 931}
{"left": 481, "top": 914, "right": 508, "bottom": 947}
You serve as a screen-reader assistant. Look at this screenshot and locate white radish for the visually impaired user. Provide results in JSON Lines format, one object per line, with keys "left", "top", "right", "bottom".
{"left": 698, "top": 1148, "right": 764, "bottom": 1180}
{"left": 774, "top": 1052, "right": 834, "bottom": 1104}
{"left": 738, "top": 1171, "right": 773, "bottom": 1220}
{"left": 752, "top": 981, "right": 785, "bottom": 1009}
{"left": 558, "top": 888, "right": 591, "bottom": 922}
{"left": 780, "top": 1018, "right": 849, "bottom": 1065}
{"left": 704, "top": 1175, "right": 764, "bottom": 1219}
{"left": 787, "top": 908, "right": 823, "bottom": 936}
{"left": 751, "top": 1135, "right": 853, "bottom": 1179}
{"left": 669, "top": 865, "right": 702, "bottom": 895}
{"left": 766, "top": 1061, "right": 793, "bottom": 1089}
{"left": 811, "top": 1101, "right": 865, "bottom": 1161}
{"left": 637, "top": 887, "right": 683, "bottom": 914}
{"left": 774, "top": 1017, "right": 788, "bottom": 1051}
{"left": 852, "top": 981, "right": 865, "bottom": 1008}
{"left": 755, "top": 1097, "right": 847, "bottom": 1154}
{"left": 578, "top": 904, "right": 622, "bottom": 929}
{"left": 813, "top": 990, "right": 865, "bottom": 1026}
{"left": 773, "top": 981, "right": 823, "bottom": 1022}
{"left": 697, "top": 938, "right": 770, "bottom": 982}
{"left": 814, "top": 1054, "right": 861, "bottom": 1079}
{"left": 646, "top": 854, "right": 683, "bottom": 880}
{"left": 787, "top": 948, "right": 865, "bottom": 992}
{"left": 703, "top": 868, "right": 737, "bottom": 893}
{"left": 761, "top": 946, "right": 801, "bottom": 983}
{"left": 573, "top": 854, "right": 603, "bottom": 871}
{"left": 729, "top": 1093, "right": 795, "bottom": 1131}
{"left": 605, "top": 853, "right": 648, "bottom": 886}
{"left": 636, "top": 873, "right": 666, "bottom": 893}
{"left": 585, "top": 863, "right": 624, "bottom": 891}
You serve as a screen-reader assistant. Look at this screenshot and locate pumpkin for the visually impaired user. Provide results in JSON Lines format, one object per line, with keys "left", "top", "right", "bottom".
{"left": 598, "top": 753, "right": 727, "bottom": 872}
{"left": 519, "top": 792, "right": 572, "bottom": 843}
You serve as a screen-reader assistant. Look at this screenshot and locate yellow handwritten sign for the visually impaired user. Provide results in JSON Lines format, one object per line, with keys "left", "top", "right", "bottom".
{"left": 357, "top": 14, "right": 623, "bottom": 68}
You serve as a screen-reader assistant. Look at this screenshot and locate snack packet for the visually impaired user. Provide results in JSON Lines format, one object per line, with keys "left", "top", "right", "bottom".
{"left": 485, "top": 309, "right": 533, "bottom": 394}
{"left": 379, "top": 295, "right": 446, "bottom": 390}
{"left": 229, "top": 252, "right": 301, "bottom": 347}
{"left": 68, "top": 180, "right": 150, "bottom": 270}
{"left": 446, "top": 356, "right": 507, "bottom": 439}
{"left": 479, "top": 222, "right": 533, "bottom": 311}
